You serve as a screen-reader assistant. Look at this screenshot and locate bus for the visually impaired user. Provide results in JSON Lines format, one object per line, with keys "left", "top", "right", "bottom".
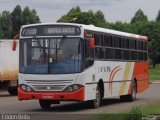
{"left": 0, "top": 39, "right": 19, "bottom": 95}
{"left": 18, "top": 23, "right": 149, "bottom": 109}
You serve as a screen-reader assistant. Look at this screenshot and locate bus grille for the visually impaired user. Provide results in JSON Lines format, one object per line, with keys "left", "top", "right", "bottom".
{"left": 25, "top": 80, "right": 73, "bottom": 91}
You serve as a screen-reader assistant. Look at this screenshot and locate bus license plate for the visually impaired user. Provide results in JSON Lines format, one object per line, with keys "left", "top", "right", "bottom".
{"left": 42, "top": 95, "right": 53, "bottom": 99}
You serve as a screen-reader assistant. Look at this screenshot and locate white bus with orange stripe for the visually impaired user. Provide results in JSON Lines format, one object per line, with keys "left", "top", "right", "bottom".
{"left": 18, "top": 23, "right": 149, "bottom": 109}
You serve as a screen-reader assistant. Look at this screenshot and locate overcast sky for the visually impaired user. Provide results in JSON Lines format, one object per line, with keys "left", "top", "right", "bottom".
{"left": 0, "top": 0, "right": 160, "bottom": 23}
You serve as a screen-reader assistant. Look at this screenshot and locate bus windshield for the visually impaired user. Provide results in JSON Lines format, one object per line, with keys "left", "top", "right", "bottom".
{"left": 19, "top": 38, "right": 83, "bottom": 74}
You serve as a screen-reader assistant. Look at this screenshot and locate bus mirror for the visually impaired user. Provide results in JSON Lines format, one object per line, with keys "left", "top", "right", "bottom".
{"left": 12, "top": 40, "right": 17, "bottom": 51}
{"left": 89, "top": 38, "right": 95, "bottom": 49}
{"left": 12, "top": 34, "right": 19, "bottom": 51}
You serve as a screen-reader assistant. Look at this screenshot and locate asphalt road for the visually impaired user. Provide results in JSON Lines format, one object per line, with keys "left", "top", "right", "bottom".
{"left": 0, "top": 84, "right": 160, "bottom": 120}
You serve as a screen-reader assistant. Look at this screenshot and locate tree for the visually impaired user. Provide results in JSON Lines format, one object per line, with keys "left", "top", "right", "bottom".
{"left": 57, "top": 6, "right": 82, "bottom": 23}
{"left": 95, "top": 10, "right": 106, "bottom": 23}
{"left": 0, "top": 22, "right": 3, "bottom": 38}
{"left": 75, "top": 12, "right": 96, "bottom": 25}
{"left": 156, "top": 10, "right": 160, "bottom": 22}
{"left": 11, "top": 5, "right": 23, "bottom": 36}
{"left": 149, "top": 38, "right": 160, "bottom": 68}
{"left": 75, "top": 6, "right": 81, "bottom": 13}
{"left": 0, "top": 5, "right": 41, "bottom": 39}
{"left": 22, "top": 6, "right": 40, "bottom": 25}
{"left": 30, "top": 9, "right": 40, "bottom": 23}
{"left": 139, "top": 21, "right": 160, "bottom": 68}
{"left": 57, "top": 6, "right": 107, "bottom": 27}
{"left": 22, "top": 6, "right": 31, "bottom": 24}
{"left": 131, "top": 9, "right": 148, "bottom": 24}
{"left": 0, "top": 11, "right": 12, "bottom": 38}
{"left": 148, "top": 22, "right": 160, "bottom": 68}
{"left": 94, "top": 10, "right": 107, "bottom": 27}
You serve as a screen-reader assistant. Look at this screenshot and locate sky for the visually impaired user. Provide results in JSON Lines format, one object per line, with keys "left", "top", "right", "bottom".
{"left": 0, "top": 0, "right": 160, "bottom": 23}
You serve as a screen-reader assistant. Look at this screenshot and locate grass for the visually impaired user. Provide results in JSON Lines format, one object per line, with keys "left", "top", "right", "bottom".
{"left": 96, "top": 106, "right": 142, "bottom": 120}
{"left": 96, "top": 103, "right": 160, "bottom": 120}
{"left": 149, "top": 64, "right": 160, "bottom": 81}
{"left": 140, "top": 103, "right": 160, "bottom": 114}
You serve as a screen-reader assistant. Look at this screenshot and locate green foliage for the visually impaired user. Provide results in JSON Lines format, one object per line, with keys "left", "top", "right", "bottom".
{"left": 22, "top": 6, "right": 40, "bottom": 25}
{"left": 57, "top": 6, "right": 81, "bottom": 23}
{"left": 96, "top": 106, "right": 142, "bottom": 120}
{"left": 156, "top": 10, "right": 160, "bottom": 22}
{"left": 57, "top": 6, "right": 107, "bottom": 27}
{"left": 96, "top": 104, "right": 160, "bottom": 120}
{"left": 0, "top": 5, "right": 40, "bottom": 39}
{"left": 131, "top": 9, "right": 148, "bottom": 24}
{"left": 149, "top": 64, "right": 160, "bottom": 80}
{"left": 0, "top": 11, "right": 12, "bottom": 38}
{"left": 141, "top": 103, "right": 160, "bottom": 114}
{"left": 11, "top": 5, "right": 23, "bottom": 36}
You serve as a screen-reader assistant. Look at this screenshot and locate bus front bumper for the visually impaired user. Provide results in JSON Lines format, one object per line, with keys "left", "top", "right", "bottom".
{"left": 18, "top": 87, "right": 84, "bottom": 101}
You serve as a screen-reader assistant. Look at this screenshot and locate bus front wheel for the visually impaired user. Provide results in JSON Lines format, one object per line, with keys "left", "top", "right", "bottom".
{"left": 39, "top": 100, "right": 52, "bottom": 109}
{"left": 89, "top": 85, "right": 102, "bottom": 108}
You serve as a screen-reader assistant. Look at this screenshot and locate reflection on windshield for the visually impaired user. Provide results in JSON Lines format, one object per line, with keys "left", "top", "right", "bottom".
{"left": 20, "top": 38, "right": 82, "bottom": 74}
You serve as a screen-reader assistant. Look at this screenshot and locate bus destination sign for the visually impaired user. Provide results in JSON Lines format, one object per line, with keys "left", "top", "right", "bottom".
{"left": 43, "top": 26, "right": 80, "bottom": 35}
{"left": 21, "top": 25, "right": 81, "bottom": 37}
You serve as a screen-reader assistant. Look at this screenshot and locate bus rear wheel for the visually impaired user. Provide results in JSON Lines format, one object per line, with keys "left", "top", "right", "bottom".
{"left": 39, "top": 100, "right": 52, "bottom": 109}
{"left": 129, "top": 80, "right": 137, "bottom": 101}
{"left": 120, "top": 81, "right": 136, "bottom": 102}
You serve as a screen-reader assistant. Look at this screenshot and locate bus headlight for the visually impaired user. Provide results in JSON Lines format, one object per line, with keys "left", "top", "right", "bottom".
{"left": 20, "top": 84, "right": 34, "bottom": 92}
{"left": 63, "top": 84, "right": 83, "bottom": 92}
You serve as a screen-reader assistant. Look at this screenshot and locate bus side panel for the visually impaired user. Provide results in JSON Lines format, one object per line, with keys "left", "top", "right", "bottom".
{"left": 128, "top": 62, "right": 149, "bottom": 94}
{"left": 95, "top": 61, "right": 126, "bottom": 98}
{"left": 84, "top": 66, "right": 97, "bottom": 101}
{"left": 118, "top": 62, "right": 135, "bottom": 96}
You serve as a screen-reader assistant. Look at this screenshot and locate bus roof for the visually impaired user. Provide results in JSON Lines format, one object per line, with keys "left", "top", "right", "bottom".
{"left": 21, "top": 23, "right": 148, "bottom": 41}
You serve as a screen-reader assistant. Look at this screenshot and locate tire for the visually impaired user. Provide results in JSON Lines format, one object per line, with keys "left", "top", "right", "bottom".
{"left": 89, "top": 85, "right": 102, "bottom": 108}
{"left": 120, "top": 81, "right": 136, "bottom": 102}
{"left": 8, "top": 87, "right": 17, "bottom": 96}
{"left": 39, "top": 100, "right": 52, "bottom": 109}
{"left": 129, "top": 80, "right": 137, "bottom": 101}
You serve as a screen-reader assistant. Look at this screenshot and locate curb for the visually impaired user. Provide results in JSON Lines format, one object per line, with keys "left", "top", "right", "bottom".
{"left": 149, "top": 80, "right": 160, "bottom": 84}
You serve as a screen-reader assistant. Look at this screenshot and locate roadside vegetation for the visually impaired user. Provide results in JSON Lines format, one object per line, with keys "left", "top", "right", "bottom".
{"left": 149, "top": 64, "right": 160, "bottom": 81}
{"left": 96, "top": 103, "right": 160, "bottom": 120}
{"left": 1, "top": 5, "right": 160, "bottom": 67}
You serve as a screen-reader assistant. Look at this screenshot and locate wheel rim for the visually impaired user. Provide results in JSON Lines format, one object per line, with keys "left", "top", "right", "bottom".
{"left": 94, "top": 88, "right": 101, "bottom": 107}
{"left": 132, "top": 85, "right": 136, "bottom": 100}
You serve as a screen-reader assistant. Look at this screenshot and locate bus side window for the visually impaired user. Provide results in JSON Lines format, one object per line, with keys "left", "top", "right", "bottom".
{"left": 85, "top": 38, "right": 94, "bottom": 68}
{"left": 95, "top": 47, "right": 104, "bottom": 59}
{"left": 123, "top": 50, "right": 130, "bottom": 60}
{"left": 114, "top": 36, "right": 121, "bottom": 48}
{"left": 94, "top": 34, "right": 103, "bottom": 46}
{"left": 138, "top": 51, "right": 144, "bottom": 61}
{"left": 130, "top": 39, "right": 136, "bottom": 50}
{"left": 104, "top": 35, "right": 113, "bottom": 47}
{"left": 144, "top": 52, "right": 147, "bottom": 61}
{"left": 143, "top": 41, "right": 147, "bottom": 51}
{"left": 122, "top": 38, "right": 129, "bottom": 49}
{"left": 105, "top": 48, "right": 113, "bottom": 59}
{"left": 137, "top": 41, "right": 143, "bottom": 50}
{"left": 114, "top": 49, "right": 122, "bottom": 60}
